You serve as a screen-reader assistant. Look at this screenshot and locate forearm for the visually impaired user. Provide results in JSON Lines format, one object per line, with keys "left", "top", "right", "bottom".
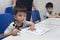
{"left": 48, "top": 15, "right": 56, "bottom": 18}
{"left": 4, "top": 32, "right": 12, "bottom": 38}
{"left": 12, "top": 0, "right": 16, "bottom": 6}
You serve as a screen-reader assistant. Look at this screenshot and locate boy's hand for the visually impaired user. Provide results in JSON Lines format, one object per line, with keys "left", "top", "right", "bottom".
{"left": 11, "top": 29, "right": 20, "bottom": 36}
{"left": 28, "top": 27, "right": 36, "bottom": 31}
{"left": 28, "top": 23, "right": 36, "bottom": 31}
{"left": 28, "top": 22, "right": 36, "bottom": 31}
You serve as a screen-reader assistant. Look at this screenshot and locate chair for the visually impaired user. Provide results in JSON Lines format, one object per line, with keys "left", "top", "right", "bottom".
{"left": 0, "top": 13, "right": 14, "bottom": 34}
{"left": 5, "top": 7, "right": 14, "bottom": 15}
{"left": 32, "top": 10, "right": 41, "bottom": 24}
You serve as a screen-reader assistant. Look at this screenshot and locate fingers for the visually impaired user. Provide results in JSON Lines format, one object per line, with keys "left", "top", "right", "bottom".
{"left": 28, "top": 28, "right": 36, "bottom": 31}
{"left": 13, "top": 29, "right": 20, "bottom": 32}
{"left": 12, "top": 29, "right": 20, "bottom": 36}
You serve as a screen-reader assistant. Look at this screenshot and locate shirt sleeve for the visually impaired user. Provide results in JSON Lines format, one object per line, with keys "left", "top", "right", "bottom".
{"left": 44, "top": 12, "right": 49, "bottom": 17}
{"left": 25, "top": 21, "right": 31, "bottom": 26}
{"left": 22, "top": 21, "right": 32, "bottom": 29}
{"left": 43, "top": 12, "right": 50, "bottom": 19}
{"left": 4, "top": 22, "right": 15, "bottom": 34}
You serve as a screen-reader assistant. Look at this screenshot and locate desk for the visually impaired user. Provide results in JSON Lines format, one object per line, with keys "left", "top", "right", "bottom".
{"left": 2, "top": 18, "right": 60, "bottom": 40}
{"left": 40, "top": 18, "right": 60, "bottom": 25}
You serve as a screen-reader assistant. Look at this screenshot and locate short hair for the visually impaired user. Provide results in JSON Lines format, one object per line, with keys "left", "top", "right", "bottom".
{"left": 45, "top": 2, "right": 53, "bottom": 8}
{"left": 14, "top": 5, "right": 27, "bottom": 15}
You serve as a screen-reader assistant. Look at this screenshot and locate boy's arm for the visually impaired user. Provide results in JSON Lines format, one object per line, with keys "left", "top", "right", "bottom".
{"left": 28, "top": 22, "right": 36, "bottom": 31}
{"left": 4, "top": 22, "right": 19, "bottom": 37}
{"left": 4, "top": 32, "right": 12, "bottom": 38}
{"left": 4, "top": 29, "right": 20, "bottom": 38}
{"left": 47, "top": 15, "right": 57, "bottom": 18}
{"left": 4, "top": 25, "right": 14, "bottom": 37}
{"left": 12, "top": 0, "right": 16, "bottom": 7}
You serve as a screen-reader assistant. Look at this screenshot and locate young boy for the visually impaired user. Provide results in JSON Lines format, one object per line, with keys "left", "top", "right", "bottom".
{"left": 44, "top": 2, "right": 57, "bottom": 19}
{"left": 4, "top": 6, "right": 35, "bottom": 37}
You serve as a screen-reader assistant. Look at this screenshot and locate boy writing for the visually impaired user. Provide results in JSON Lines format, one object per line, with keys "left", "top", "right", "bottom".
{"left": 4, "top": 6, "right": 35, "bottom": 37}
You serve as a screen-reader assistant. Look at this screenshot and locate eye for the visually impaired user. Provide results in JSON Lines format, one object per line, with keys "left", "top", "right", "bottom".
{"left": 18, "top": 14, "right": 22, "bottom": 17}
{"left": 23, "top": 14, "right": 26, "bottom": 17}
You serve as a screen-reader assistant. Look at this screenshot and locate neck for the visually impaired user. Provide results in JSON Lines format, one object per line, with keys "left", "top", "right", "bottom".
{"left": 15, "top": 21, "right": 22, "bottom": 27}
{"left": 49, "top": 12, "right": 52, "bottom": 15}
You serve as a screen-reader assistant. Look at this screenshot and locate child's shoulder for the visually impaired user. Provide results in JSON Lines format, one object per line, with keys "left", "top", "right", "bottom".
{"left": 8, "top": 22, "right": 14, "bottom": 27}
{"left": 23, "top": 21, "right": 32, "bottom": 25}
{"left": 9, "top": 22, "right": 14, "bottom": 25}
{"left": 24, "top": 21, "right": 32, "bottom": 24}
{"left": 8, "top": 22, "right": 15, "bottom": 29}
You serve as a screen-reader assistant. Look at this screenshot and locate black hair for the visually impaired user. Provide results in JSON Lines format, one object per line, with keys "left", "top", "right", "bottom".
{"left": 45, "top": 2, "right": 53, "bottom": 8}
{"left": 14, "top": 5, "right": 27, "bottom": 15}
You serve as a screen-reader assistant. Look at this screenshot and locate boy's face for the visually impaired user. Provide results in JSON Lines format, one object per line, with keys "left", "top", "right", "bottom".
{"left": 46, "top": 7, "right": 53, "bottom": 13}
{"left": 14, "top": 12, "right": 27, "bottom": 23}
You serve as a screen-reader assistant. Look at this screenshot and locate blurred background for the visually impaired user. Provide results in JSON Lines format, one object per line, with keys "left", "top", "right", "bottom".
{"left": 0, "top": 0, "right": 60, "bottom": 20}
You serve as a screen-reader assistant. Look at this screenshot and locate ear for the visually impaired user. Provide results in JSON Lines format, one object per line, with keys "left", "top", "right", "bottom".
{"left": 14, "top": 15, "right": 16, "bottom": 19}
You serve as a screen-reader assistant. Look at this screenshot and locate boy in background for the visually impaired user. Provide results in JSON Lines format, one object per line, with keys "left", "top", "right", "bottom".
{"left": 44, "top": 2, "right": 57, "bottom": 19}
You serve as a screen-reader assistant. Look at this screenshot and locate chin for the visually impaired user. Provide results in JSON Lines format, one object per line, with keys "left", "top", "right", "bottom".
{"left": 21, "top": 21, "right": 25, "bottom": 23}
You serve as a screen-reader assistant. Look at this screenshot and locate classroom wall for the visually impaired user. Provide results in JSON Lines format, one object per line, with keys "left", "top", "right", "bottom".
{"left": 0, "top": 0, "right": 12, "bottom": 14}
{"left": 34, "top": 0, "right": 60, "bottom": 20}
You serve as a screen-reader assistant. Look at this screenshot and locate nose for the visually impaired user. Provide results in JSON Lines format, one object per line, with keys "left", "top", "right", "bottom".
{"left": 21, "top": 16, "right": 24, "bottom": 19}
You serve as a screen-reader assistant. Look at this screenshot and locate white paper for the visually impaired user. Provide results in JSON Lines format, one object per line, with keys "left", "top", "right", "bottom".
{"left": 2, "top": 23, "right": 51, "bottom": 40}
{"left": 22, "top": 26, "right": 50, "bottom": 35}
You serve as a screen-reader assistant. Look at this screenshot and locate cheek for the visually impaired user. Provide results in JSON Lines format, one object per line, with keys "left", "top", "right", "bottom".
{"left": 15, "top": 16, "right": 21, "bottom": 20}
{"left": 24, "top": 17, "right": 26, "bottom": 20}
{"left": 18, "top": 17, "right": 22, "bottom": 20}
{"left": 47, "top": 9, "right": 51, "bottom": 12}
{"left": 23, "top": 17, "right": 26, "bottom": 21}
{"left": 48, "top": 8, "right": 53, "bottom": 11}
{"left": 14, "top": 16, "right": 17, "bottom": 20}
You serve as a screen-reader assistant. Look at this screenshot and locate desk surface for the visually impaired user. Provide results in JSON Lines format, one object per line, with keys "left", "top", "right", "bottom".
{"left": 3, "top": 18, "right": 60, "bottom": 40}
{"left": 40, "top": 18, "right": 60, "bottom": 25}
